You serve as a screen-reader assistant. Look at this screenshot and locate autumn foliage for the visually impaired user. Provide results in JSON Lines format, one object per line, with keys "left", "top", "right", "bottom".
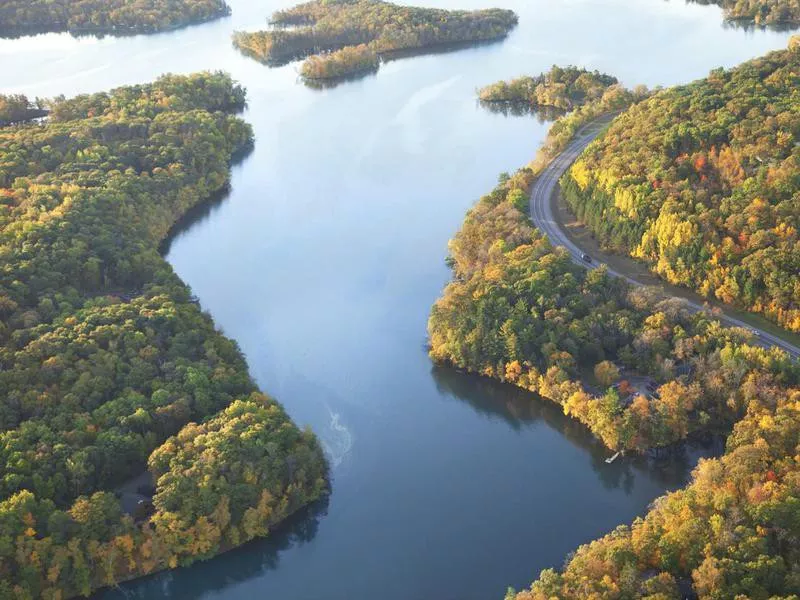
{"left": 0, "top": 73, "right": 327, "bottom": 598}
{"left": 563, "top": 42, "right": 800, "bottom": 331}
{"left": 232, "top": 0, "right": 517, "bottom": 82}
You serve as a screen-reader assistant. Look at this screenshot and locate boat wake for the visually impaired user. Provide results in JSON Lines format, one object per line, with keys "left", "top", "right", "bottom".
{"left": 322, "top": 406, "right": 354, "bottom": 468}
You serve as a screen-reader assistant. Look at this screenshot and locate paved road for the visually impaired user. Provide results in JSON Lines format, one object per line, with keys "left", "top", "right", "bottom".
{"left": 528, "top": 116, "right": 800, "bottom": 361}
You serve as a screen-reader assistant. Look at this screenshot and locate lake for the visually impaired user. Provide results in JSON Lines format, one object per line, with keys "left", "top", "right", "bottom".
{"left": 1, "top": 1, "right": 794, "bottom": 598}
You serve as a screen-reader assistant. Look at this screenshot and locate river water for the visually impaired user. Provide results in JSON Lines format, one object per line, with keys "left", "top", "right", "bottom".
{"left": 2, "top": 1, "right": 795, "bottom": 598}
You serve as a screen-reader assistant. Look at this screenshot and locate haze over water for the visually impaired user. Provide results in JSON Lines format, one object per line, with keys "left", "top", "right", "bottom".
{"left": 3, "top": 1, "right": 795, "bottom": 598}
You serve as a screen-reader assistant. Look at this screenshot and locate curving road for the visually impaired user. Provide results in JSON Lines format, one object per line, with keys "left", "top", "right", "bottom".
{"left": 528, "top": 116, "right": 800, "bottom": 361}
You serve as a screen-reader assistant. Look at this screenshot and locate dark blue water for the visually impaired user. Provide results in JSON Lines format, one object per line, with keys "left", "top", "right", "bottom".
{"left": 2, "top": 1, "right": 793, "bottom": 597}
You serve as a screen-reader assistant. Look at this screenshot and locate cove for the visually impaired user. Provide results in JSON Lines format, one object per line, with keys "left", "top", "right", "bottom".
{"left": 1, "top": 0, "right": 795, "bottom": 597}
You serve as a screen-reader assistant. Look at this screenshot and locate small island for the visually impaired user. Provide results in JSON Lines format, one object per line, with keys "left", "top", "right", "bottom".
{"left": 478, "top": 66, "right": 620, "bottom": 112}
{"left": 232, "top": 0, "right": 518, "bottom": 84}
{"left": 0, "top": 0, "right": 231, "bottom": 38}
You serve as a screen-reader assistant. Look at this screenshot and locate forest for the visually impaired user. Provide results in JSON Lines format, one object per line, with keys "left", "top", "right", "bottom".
{"left": 431, "top": 55, "right": 800, "bottom": 600}
{"left": 430, "top": 66, "right": 798, "bottom": 453}
{"left": 0, "top": 0, "right": 230, "bottom": 37}
{"left": 0, "top": 72, "right": 327, "bottom": 598}
{"left": 478, "top": 66, "right": 620, "bottom": 111}
{"left": 562, "top": 43, "right": 800, "bottom": 332}
{"left": 232, "top": 0, "right": 518, "bottom": 82}
{"left": 691, "top": 0, "right": 800, "bottom": 24}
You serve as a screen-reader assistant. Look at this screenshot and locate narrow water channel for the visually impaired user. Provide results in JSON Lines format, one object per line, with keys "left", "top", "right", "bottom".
{"left": 2, "top": 0, "right": 794, "bottom": 597}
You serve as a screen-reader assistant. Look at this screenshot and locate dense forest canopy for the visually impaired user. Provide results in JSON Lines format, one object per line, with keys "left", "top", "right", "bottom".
{"left": 478, "top": 66, "right": 620, "bottom": 111}
{"left": 232, "top": 0, "right": 517, "bottom": 82}
{"left": 0, "top": 0, "right": 230, "bottom": 37}
{"left": 562, "top": 43, "right": 800, "bottom": 332}
{"left": 691, "top": 0, "right": 800, "bottom": 24}
{"left": 0, "top": 72, "right": 327, "bottom": 598}
{"left": 436, "top": 56, "right": 800, "bottom": 600}
{"left": 429, "top": 139, "right": 797, "bottom": 453}
{"left": 431, "top": 75, "right": 800, "bottom": 453}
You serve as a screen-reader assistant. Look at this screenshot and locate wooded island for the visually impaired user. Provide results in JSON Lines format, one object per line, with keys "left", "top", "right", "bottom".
{"left": 232, "top": 0, "right": 518, "bottom": 83}
{"left": 478, "top": 66, "right": 620, "bottom": 111}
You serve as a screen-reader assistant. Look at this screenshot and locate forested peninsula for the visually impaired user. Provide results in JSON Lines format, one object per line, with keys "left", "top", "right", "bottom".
{"left": 425, "top": 47, "right": 800, "bottom": 600}
{"left": 429, "top": 70, "right": 797, "bottom": 453}
{"left": 0, "top": 72, "right": 327, "bottom": 598}
{"left": 563, "top": 42, "right": 800, "bottom": 332}
{"left": 232, "top": 0, "right": 518, "bottom": 83}
{"left": 503, "top": 46, "right": 800, "bottom": 600}
{"left": 0, "top": 0, "right": 230, "bottom": 37}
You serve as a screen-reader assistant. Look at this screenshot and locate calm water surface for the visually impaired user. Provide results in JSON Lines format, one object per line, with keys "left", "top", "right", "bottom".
{"left": 2, "top": 1, "right": 795, "bottom": 598}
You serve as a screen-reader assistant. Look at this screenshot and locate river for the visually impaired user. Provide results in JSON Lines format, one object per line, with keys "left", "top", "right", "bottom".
{"left": 2, "top": 1, "right": 795, "bottom": 598}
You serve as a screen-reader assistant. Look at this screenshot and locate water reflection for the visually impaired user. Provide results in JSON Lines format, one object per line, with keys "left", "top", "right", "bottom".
{"left": 101, "top": 495, "right": 330, "bottom": 599}
{"left": 431, "top": 365, "right": 724, "bottom": 493}
{"left": 683, "top": 0, "right": 799, "bottom": 31}
{"left": 300, "top": 38, "right": 515, "bottom": 88}
{"left": 0, "top": 14, "right": 233, "bottom": 41}
{"left": 719, "top": 18, "right": 800, "bottom": 32}
{"left": 477, "top": 101, "right": 566, "bottom": 122}
{"left": 159, "top": 186, "right": 232, "bottom": 256}
{"left": 302, "top": 68, "right": 380, "bottom": 90}
{"left": 159, "top": 143, "right": 253, "bottom": 256}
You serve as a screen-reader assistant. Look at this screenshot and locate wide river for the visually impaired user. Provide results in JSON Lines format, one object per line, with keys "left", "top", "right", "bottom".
{"left": 3, "top": 1, "right": 796, "bottom": 598}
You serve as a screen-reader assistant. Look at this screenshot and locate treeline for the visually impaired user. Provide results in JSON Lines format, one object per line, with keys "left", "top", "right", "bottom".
{"left": 0, "top": 0, "right": 230, "bottom": 37}
{"left": 562, "top": 41, "right": 800, "bottom": 331}
{"left": 691, "top": 0, "right": 800, "bottom": 24}
{"left": 232, "top": 0, "right": 517, "bottom": 82}
{"left": 478, "top": 66, "right": 620, "bottom": 111}
{"left": 0, "top": 94, "right": 48, "bottom": 126}
{"left": 0, "top": 72, "right": 327, "bottom": 598}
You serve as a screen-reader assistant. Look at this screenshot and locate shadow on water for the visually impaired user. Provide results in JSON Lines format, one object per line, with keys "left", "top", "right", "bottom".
{"left": 97, "top": 495, "right": 330, "bottom": 600}
{"left": 302, "top": 67, "right": 380, "bottom": 90}
{"left": 380, "top": 36, "right": 512, "bottom": 62}
{"left": 159, "top": 144, "right": 253, "bottom": 256}
{"left": 159, "top": 185, "right": 232, "bottom": 256}
{"left": 300, "top": 36, "right": 513, "bottom": 89}
{"left": 430, "top": 365, "right": 725, "bottom": 494}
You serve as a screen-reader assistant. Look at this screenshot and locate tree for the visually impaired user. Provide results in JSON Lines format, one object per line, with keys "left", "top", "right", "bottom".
{"left": 594, "top": 360, "right": 621, "bottom": 387}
